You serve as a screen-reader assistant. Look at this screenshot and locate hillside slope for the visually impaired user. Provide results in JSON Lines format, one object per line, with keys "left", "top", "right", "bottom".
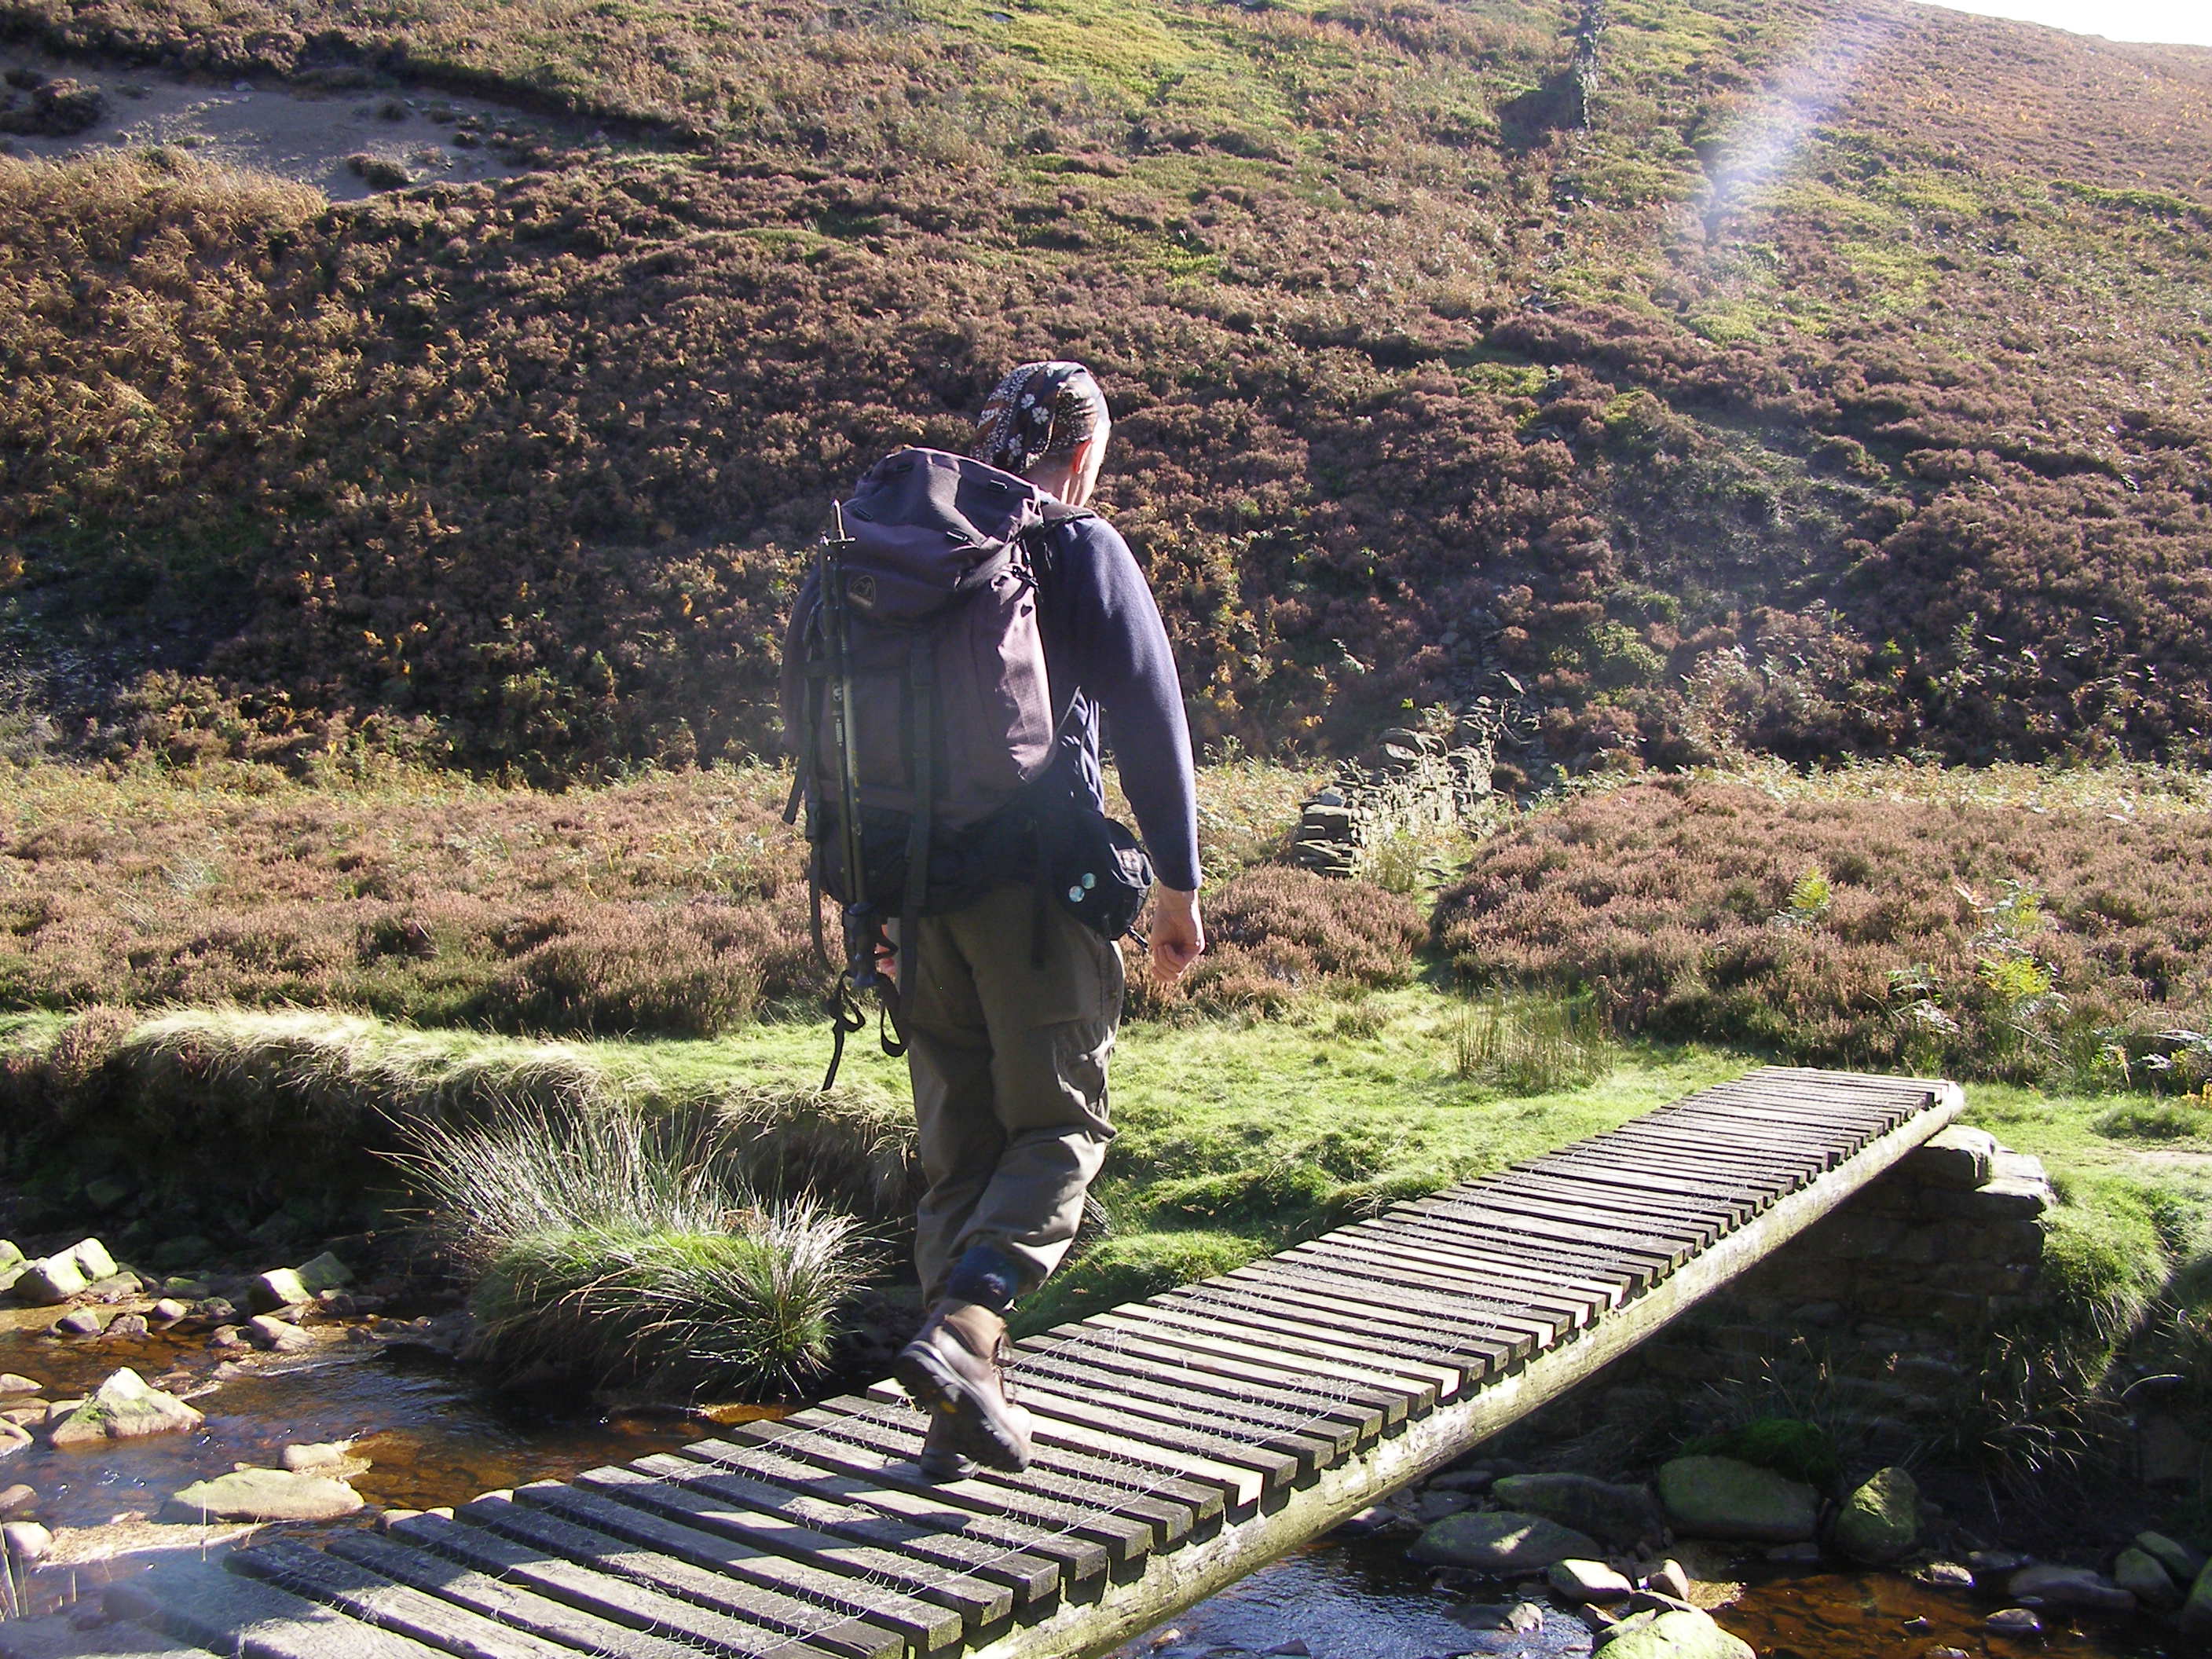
{"left": 1, "top": 0, "right": 2207, "bottom": 775}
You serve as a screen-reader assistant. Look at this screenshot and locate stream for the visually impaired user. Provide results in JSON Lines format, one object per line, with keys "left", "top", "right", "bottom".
{"left": 0, "top": 1312, "right": 2177, "bottom": 1657}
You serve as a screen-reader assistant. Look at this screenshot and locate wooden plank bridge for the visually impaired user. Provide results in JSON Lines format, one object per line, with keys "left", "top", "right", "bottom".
{"left": 41, "top": 1067, "right": 1962, "bottom": 1659}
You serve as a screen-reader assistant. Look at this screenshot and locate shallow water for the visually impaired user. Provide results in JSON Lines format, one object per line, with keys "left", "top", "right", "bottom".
{"left": 1101, "top": 1528, "right": 2176, "bottom": 1659}
{"left": 0, "top": 1313, "right": 2179, "bottom": 1656}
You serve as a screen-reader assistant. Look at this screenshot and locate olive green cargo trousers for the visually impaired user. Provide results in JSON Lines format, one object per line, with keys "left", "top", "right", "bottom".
{"left": 900, "top": 882, "right": 1125, "bottom": 1304}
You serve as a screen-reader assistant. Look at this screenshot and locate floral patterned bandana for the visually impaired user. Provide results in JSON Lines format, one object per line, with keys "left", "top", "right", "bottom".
{"left": 970, "top": 361, "right": 1104, "bottom": 475}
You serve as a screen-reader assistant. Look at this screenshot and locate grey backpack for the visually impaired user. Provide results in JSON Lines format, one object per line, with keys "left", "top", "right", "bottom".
{"left": 782, "top": 447, "right": 1090, "bottom": 1078}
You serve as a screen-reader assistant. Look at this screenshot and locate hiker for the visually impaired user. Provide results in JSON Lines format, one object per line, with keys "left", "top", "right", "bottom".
{"left": 782, "top": 361, "right": 1203, "bottom": 1480}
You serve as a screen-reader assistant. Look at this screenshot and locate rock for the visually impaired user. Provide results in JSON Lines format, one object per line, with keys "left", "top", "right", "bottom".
{"left": 0, "top": 1420, "right": 30, "bottom": 1459}
{"left": 2113, "top": 1547, "right": 2180, "bottom": 1610}
{"left": 11, "top": 1254, "right": 88, "bottom": 1304}
{"left": 169, "top": 1466, "right": 364, "bottom": 1523}
{"left": 1595, "top": 1607, "right": 1753, "bottom": 1659}
{"left": 1413, "top": 1489, "right": 1471, "bottom": 1522}
{"left": 247, "top": 1313, "right": 312, "bottom": 1353}
{"left": 85, "top": 1272, "right": 144, "bottom": 1301}
{"left": 2007, "top": 1562, "right": 2133, "bottom": 1613}
{"left": 68, "top": 1239, "right": 119, "bottom": 1280}
{"left": 1262, "top": 1643, "right": 1309, "bottom": 1657}
{"left": 48, "top": 1368, "right": 205, "bottom": 1447}
{"left": 1408, "top": 1510, "right": 1602, "bottom": 1572}
{"left": 1549, "top": 1558, "right": 1635, "bottom": 1603}
{"left": 247, "top": 1268, "right": 311, "bottom": 1315}
{"left": 42, "top": 1400, "right": 84, "bottom": 1425}
{"left": 1906, "top": 1125, "right": 1998, "bottom": 1188}
{"left": 1763, "top": 1541, "right": 1821, "bottom": 1565}
{"left": 2183, "top": 1558, "right": 2212, "bottom": 1639}
{"left": 1966, "top": 1548, "right": 2028, "bottom": 1576}
{"left": 0, "top": 1375, "right": 38, "bottom": 1396}
{"left": 1490, "top": 1473, "right": 1664, "bottom": 1550}
{"left": 1329, "top": 1506, "right": 1388, "bottom": 1537}
{"left": 1833, "top": 1467, "right": 1918, "bottom": 1563}
{"left": 1925, "top": 1649, "right": 1969, "bottom": 1659}
{"left": 208, "top": 1324, "right": 248, "bottom": 1351}
{"left": 2, "top": 1519, "right": 53, "bottom": 1562}
{"left": 1985, "top": 1608, "right": 2041, "bottom": 1635}
{"left": 0, "top": 1407, "right": 40, "bottom": 1428}
{"left": 106, "top": 1313, "right": 151, "bottom": 1339}
{"left": 1647, "top": 1560, "right": 1692, "bottom": 1602}
{"left": 0, "top": 1483, "right": 34, "bottom": 1514}
{"left": 2137, "top": 1530, "right": 2207, "bottom": 1585}
{"left": 1917, "top": 1560, "right": 1974, "bottom": 1588}
{"left": 1657, "top": 1456, "right": 1817, "bottom": 1544}
{"left": 282, "top": 1441, "right": 371, "bottom": 1479}
{"left": 84, "top": 1177, "right": 130, "bottom": 1211}
{"left": 51, "top": 1306, "right": 108, "bottom": 1337}
{"left": 1593, "top": 1610, "right": 1657, "bottom": 1650}
{"left": 0, "top": 1241, "right": 19, "bottom": 1270}
{"left": 150, "top": 1298, "right": 189, "bottom": 1324}
{"left": 295, "top": 1252, "right": 353, "bottom": 1294}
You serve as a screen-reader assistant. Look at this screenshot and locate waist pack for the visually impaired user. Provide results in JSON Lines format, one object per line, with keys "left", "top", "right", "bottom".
{"left": 779, "top": 446, "right": 1151, "bottom": 1083}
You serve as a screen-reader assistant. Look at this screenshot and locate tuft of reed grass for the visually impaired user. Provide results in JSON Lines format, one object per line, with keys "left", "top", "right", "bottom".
{"left": 1455, "top": 991, "right": 1618, "bottom": 1094}
{"left": 395, "top": 1100, "right": 867, "bottom": 1395}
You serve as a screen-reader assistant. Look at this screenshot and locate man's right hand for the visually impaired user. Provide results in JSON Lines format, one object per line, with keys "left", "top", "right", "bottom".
{"left": 1149, "top": 888, "right": 1204, "bottom": 986}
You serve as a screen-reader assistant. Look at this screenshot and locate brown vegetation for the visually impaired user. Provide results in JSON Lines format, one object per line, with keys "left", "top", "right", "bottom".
{"left": 0, "top": 2, "right": 2206, "bottom": 778}
{"left": 1437, "top": 780, "right": 2212, "bottom": 1082}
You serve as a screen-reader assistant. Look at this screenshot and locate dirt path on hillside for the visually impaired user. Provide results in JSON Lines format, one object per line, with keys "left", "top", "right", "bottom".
{"left": 0, "top": 44, "right": 589, "bottom": 199}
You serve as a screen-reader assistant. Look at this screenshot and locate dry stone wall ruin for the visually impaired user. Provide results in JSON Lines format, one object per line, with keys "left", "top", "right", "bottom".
{"left": 1292, "top": 720, "right": 1497, "bottom": 879}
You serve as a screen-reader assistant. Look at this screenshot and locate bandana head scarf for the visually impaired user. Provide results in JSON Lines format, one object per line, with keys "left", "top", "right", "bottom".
{"left": 970, "top": 361, "right": 1108, "bottom": 476}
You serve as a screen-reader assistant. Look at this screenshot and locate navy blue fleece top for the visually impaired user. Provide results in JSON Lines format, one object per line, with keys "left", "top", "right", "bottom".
{"left": 1036, "top": 513, "right": 1201, "bottom": 892}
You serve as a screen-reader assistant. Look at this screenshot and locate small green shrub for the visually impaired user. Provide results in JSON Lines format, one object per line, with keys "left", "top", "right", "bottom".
{"left": 1455, "top": 993, "right": 1617, "bottom": 1094}
{"left": 1682, "top": 1416, "right": 1842, "bottom": 1489}
{"left": 2093, "top": 1102, "right": 2212, "bottom": 1141}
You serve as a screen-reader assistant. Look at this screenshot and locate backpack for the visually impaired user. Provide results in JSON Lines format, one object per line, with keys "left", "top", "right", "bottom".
{"left": 781, "top": 446, "right": 1090, "bottom": 1082}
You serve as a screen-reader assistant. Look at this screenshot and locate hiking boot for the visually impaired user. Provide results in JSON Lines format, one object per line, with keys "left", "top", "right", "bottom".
{"left": 894, "top": 1300, "right": 1032, "bottom": 1473}
{"left": 915, "top": 1412, "right": 976, "bottom": 1483}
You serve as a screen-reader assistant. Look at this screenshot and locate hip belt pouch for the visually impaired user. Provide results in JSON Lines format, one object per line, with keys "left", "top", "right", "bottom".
{"left": 1048, "top": 805, "right": 1153, "bottom": 940}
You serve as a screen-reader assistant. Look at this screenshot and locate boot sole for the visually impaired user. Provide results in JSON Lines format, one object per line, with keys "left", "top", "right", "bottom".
{"left": 893, "top": 1342, "right": 1032, "bottom": 1474}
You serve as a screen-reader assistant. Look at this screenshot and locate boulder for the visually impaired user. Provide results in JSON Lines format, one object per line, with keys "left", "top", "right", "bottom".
{"left": 1408, "top": 1510, "right": 1602, "bottom": 1572}
{"left": 0, "top": 1375, "right": 36, "bottom": 1397}
{"left": 1595, "top": 1608, "right": 1753, "bottom": 1659}
{"left": 1832, "top": 1466, "right": 1918, "bottom": 1563}
{"left": 0, "top": 1483, "right": 34, "bottom": 1514}
{"left": 2178, "top": 1558, "right": 2212, "bottom": 1639}
{"left": 11, "top": 1254, "right": 87, "bottom": 1305}
{"left": 51, "top": 1307, "right": 108, "bottom": 1337}
{"left": 295, "top": 1252, "right": 353, "bottom": 1294}
{"left": 1986, "top": 1608, "right": 2042, "bottom": 1636}
{"left": 0, "top": 1421, "right": 30, "bottom": 1460}
{"left": 150, "top": 1299, "right": 189, "bottom": 1324}
{"left": 1646, "top": 1560, "right": 1692, "bottom": 1603}
{"left": 247, "top": 1268, "right": 311, "bottom": 1315}
{"left": 1, "top": 1520, "right": 53, "bottom": 1563}
{"left": 68, "top": 1239, "right": 119, "bottom": 1281}
{"left": 247, "top": 1313, "right": 312, "bottom": 1353}
{"left": 1490, "top": 1473, "right": 1664, "bottom": 1549}
{"left": 48, "top": 1368, "right": 204, "bottom": 1448}
{"left": 1918, "top": 1560, "right": 1974, "bottom": 1588}
{"left": 2006, "top": 1563, "right": 2133, "bottom": 1613}
{"left": 2137, "top": 1530, "right": 2207, "bottom": 1585}
{"left": 2113, "top": 1547, "right": 2180, "bottom": 1610}
{"left": 1657, "top": 1456, "right": 1817, "bottom": 1544}
{"left": 169, "top": 1466, "right": 364, "bottom": 1523}
{"left": 1548, "top": 1558, "right": 1635, "bottom": 1603}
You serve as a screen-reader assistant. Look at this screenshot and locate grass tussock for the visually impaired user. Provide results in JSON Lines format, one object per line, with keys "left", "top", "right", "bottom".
{"left": 1438, "top": 779, "right": 2212, "bottom": 1084}
{"left": 397, "top": 1101, "right": 867, "bottom": 1394}
{"left": 1455, "top": 991, "right": 1617, "bottom": 1094}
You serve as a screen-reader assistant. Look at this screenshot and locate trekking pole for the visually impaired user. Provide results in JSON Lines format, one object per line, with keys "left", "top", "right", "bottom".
{"left": 821, "top": 502, "right": 881, "bottom": 999}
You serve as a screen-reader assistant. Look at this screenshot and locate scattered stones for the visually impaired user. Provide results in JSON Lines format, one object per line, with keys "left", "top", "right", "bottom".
{"left": 1985, "top": 1608, "right": 2041, "bottom": 1635}
{"left": 1489, "top": 1472, "right": 1664, "bottom": 1550}
{"left": 2113, "top": 1546, "right": 2180, "bottom": 1610}
{"left": 1833, "top": 1466, "right": 1918, "bottom": 1564}
{"left": 1408, "top": 1511, "right": 1602, "bottom": 1573}
{"left": 0, "top": 1483, "right": 34, "bottom": 1514}
{"left": 2006, "top": 1562, "right": 2133, "bottom": 1613}
{"left": 169, "top": 1465, "right": 365, "bottom": 1523}
{"left": 1548, "top": 1558, "right": 1635, "bottom": 1603}
{"left": 2, "top": 1519, "right": 53, "bottom": 1563}
{"left": 2137, "top": 1530, "right": 2207, "bottom": 1585}
{"left": 0, "top": 1374, "right": 38, "bottom": 1396}
{"left": 50, "top": 1307, "right": 108, "bottom": 1337}
{"left": 1657, "top": 1456, "right": 1817, "bottom": 1544}
{"left": 1917, "top": 1561, "right": 1974, "bottom": 1589}
{"left": 48, "top": 1368, "right": 205, "bottom": 1448}
{"left": 1593, "top": 1607, "right": 1752, "bottom": 1659}
{"left": 0, "top": 1420, "right": 30, "bottom": 1459}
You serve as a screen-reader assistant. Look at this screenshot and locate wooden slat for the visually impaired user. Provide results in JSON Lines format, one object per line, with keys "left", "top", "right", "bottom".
{"left": 1232, "top": 1258, "right": 1568, "bottom": 1352}
{"left": 1328, "top": 1219, "right": 1632, "bottom": 1309}
{"left": 1031, "top": 1320, "right": 1398, "bottom": 1439}
{"left": 106, "top": 1560, "right": 445, "bottom": 1659}
{"left": 327, "top": 1531, "right": 717, "bottom": 1659}
{"left": 1286, "top": 1233, "right": 1607, "bottom": 1329}
{"left": 1005, "top": 1350, "right": 1347, "bottom": 1474}
{"left": 229, "top": 1540, "right": 577, "bottom": 1659}
{"left": 1091, "top": 1302, "right": 1442, "bottom": 1413}
{"left": 1154, "top": 1285, "right": 1489, "bottom": 1393}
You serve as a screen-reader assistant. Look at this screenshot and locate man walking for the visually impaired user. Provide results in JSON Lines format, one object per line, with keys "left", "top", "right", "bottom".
{"left": 885, "top": 361, "right": 1203, "bottom": 1478}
